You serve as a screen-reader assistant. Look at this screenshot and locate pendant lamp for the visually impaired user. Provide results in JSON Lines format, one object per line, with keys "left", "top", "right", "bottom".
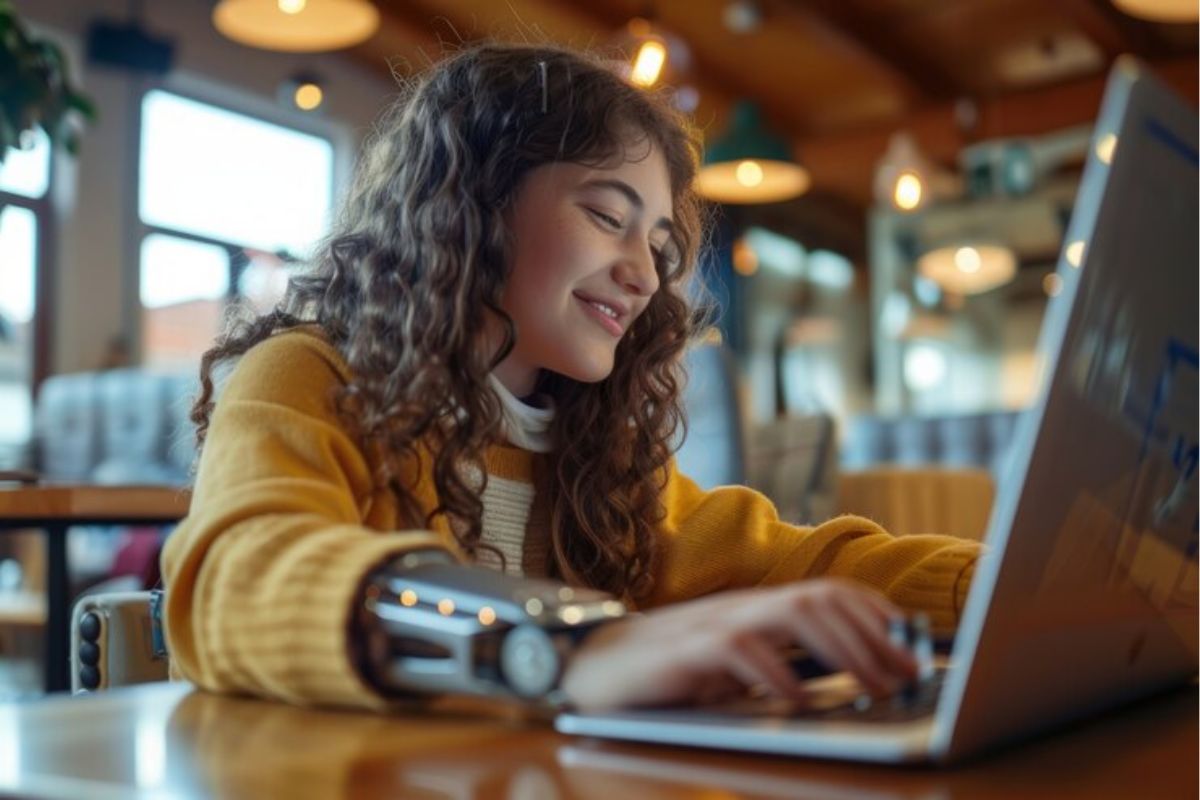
{"left": 917, "top": 243, "right": 1017, "bottom": 296}
{"left": 1111, "top": 0, "right": 1197, "bottom": 22}
{"left": 695, "top": 101, "right": 810, "bottom": 204}
{"left": 213, "top": 0, "right": 380, "bottom": 53}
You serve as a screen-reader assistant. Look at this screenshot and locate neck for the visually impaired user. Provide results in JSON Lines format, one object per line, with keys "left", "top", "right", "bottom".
{"left": 492, "top": 355, "right": 539, "bottom": 399}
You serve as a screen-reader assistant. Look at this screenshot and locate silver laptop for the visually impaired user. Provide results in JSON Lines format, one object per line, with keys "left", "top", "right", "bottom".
{"left": 556, "top": 57, "right": 1199, "bottom": 764}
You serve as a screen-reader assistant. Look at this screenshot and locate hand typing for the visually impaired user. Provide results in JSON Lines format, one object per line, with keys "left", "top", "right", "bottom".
{"left": 560, "top": 578, "right": 920, "bottom": 711}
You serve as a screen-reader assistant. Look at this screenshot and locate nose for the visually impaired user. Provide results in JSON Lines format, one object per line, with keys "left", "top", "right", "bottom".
{"left": 612, "top": 239, "right": 660, "bottom": 298}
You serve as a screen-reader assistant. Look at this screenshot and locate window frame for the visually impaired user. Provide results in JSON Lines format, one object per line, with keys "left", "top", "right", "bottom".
{"left": 130, "top": 76, "right": 345, "bottom": 363}
{"left": 0, "top": 151, "right": 56, "bottom": 395}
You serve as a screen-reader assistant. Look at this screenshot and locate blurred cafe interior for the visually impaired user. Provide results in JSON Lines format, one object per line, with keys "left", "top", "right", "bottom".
{"left": 0, "top": 0, "right": 1196, "bottom": 712}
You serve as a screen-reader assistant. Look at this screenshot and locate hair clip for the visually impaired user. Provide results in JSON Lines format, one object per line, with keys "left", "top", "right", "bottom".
{"left": 537, "top": 60, "right": 548, "bottom": 114}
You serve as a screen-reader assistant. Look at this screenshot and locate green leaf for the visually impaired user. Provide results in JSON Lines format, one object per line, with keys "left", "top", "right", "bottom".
{"left": 0, "top": 1, "right": 95, "bottom": 161}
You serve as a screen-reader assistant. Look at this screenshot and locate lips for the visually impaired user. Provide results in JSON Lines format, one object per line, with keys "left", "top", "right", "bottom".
{"left": 573, "top": 291, "right": 627, "bottom": 337}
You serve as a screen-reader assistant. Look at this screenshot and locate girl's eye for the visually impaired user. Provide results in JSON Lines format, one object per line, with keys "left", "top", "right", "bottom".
{"left": 588, "top": 208, "right": 622, "bottom": 229}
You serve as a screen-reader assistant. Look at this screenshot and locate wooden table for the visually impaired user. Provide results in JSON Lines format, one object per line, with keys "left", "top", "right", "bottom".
{"left": 0, "top": 681, "right": 1194, "bottom": 799}
{"left": 0, "top": 485, "right": 190, "bottom": 693}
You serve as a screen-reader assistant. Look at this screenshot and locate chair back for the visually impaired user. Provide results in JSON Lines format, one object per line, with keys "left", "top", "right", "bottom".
{"left": 70, "top": 590, "right": 169, "bottom": 693}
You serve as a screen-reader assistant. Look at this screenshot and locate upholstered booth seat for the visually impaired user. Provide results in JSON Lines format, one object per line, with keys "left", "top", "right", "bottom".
{"left": 34, "top": 369, "right": 197, "bottom": 485}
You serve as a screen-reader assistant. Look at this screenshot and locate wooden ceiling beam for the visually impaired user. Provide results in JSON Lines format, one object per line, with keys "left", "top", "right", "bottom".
{"left": 1056, "top": 0, "right": 1178, "bottom": 61}
{"left": 779, "top": 0, "right": 963, "bottom": 101}
{"left": 348, "top": 0, "right": 448, "bottom": 79}
{"left": 797, "top": 56, "right": 1197, "bottom": 210}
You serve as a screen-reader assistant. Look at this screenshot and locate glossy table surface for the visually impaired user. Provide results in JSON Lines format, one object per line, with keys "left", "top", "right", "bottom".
{"left": 1, "top": 681, "right": 1195, "bottom": 800}
{"left": 0, "top": 484, "right": 191, "bottom": 523}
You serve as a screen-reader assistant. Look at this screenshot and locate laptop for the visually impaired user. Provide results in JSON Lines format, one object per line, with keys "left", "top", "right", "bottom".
{"left": 556, "top": 57, "right": 1199, "bottom": 764}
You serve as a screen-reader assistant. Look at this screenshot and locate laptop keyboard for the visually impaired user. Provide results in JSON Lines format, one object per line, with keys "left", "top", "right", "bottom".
{"left": 809, "top": 667, "right": 946, "bottom": 723}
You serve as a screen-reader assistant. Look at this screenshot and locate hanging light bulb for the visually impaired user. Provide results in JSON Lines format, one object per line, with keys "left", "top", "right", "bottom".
{"left": 630, "top": 37, "right": 668, "bottom": 87}
{"left": 735, "top": 160, "right": 764, "bottom": 187}
{"left": 293, "top": 82, "right": 323, "bottom": 111}
{"left": 213, "top": 0, "right": 380, "bottom": 53}
{"left": 279, "top": 73, "right": 325, "bottom": 112}
{"left": 893, "top": 171, "right": 924, "bottom": 211}
{"left": 614, "top": 16, "right": 698, "bottom": 111}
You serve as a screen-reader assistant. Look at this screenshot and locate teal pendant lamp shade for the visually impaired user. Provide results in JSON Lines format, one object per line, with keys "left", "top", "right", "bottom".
{"left": 695, "top": 101, "right": 810, "bottom": 204}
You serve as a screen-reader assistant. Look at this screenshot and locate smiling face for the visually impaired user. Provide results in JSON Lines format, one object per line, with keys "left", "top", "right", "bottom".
{"left": 493, "top": 141, "right": 678, "bottom": 397}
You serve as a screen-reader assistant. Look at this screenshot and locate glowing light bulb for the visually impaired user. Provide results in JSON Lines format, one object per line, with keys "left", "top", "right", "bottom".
{"left": 735, "top": 160, "right": 764, "bottom": 188}
{"left": 954, "top": 247, "right": 982, "bottom": 274}
{"left": 893, "top": 171, "right": 923, "bottom": 211}
{"left": 278, "top": 0, "right": 306, "bottom": 14}
{"left": 630, "top": 39, "right": 667, "bottom": 87}
{"left": 294, "top": 83, "right": 323, "bottom": 111}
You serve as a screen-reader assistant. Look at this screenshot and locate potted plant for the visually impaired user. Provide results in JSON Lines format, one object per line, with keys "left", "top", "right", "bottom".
{"left": 0, "top": 0, "right": 95, "bottom": 166}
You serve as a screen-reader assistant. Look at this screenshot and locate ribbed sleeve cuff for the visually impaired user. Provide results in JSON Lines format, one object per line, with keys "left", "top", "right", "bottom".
{"left": 202, "top": 529, "right": 452, "bottom": 711}
{"left": 885, "top": 544, "right": 979, "bottom": 636}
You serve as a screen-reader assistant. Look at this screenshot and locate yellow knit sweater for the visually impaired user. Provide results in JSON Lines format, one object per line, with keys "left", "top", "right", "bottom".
{"left": 162, "top": 328, "right": 979, "bottom": 710}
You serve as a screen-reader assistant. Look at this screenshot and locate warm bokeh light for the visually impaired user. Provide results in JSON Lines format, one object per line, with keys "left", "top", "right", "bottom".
{"left": 524, "top": 598, "right": 544, "bottom": 616}
{"left": 630, "top": 39, "right": 667, "bottom": 87}
{"left": 1065, "top": 240, "right": 1085, "bottom": 268}
{"left": 732, "top": 236, "right": 759, "bottom": 275}
{"left": 477, "top": 606, "right": 496, "bottom": 626}
{"left": 893, "top": 171, "right": 923, "bottom": 211}
{"left": 293, "top": 83, "right": 323, "bottom": 110}
{"left": 437, "top": 598, "right": 456, "bottom": 616}
{"left": 1043, "top": 272, "right": 1063, "bottom": 297}
{"left": 735, "top": 159, "right": 764, "bottom": 187}
{"left": 954, "top": 246, "right": 982, "bottom": 274}
{"left": 1095, "top": 133, "right": 1117, "bottom": 165}
{"left": 278, "top": 0, "right": 306, "bottom": 13}
{"left": 560, "top": 606, "right": 585, "bottom": 625}
{"left": 399, "top": 589, "right": 418, "bottom": 607}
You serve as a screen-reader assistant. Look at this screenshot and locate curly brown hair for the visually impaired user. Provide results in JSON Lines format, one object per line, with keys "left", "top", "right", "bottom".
{"left": 191, "top": 43, "right": 709, "bottom": 603}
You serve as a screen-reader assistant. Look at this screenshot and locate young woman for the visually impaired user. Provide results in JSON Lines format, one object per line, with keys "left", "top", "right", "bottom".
{"left": 162, "top": 43, "right": 979, "bottom": 711}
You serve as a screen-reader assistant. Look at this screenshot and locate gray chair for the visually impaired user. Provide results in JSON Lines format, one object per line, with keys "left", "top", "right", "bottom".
{"left": 35, "top": 373, "right": 100, "bottom": 482}
{"left": 34, "top": 369, "right": 197, "bottom": 484}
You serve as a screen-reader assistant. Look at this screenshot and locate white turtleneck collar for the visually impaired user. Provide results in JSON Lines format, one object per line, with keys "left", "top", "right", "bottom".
{"left": 488, "top": 374, "right": 555, "bottom": 453}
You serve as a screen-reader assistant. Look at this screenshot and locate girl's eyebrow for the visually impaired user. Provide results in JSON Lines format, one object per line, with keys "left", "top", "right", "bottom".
{"left": 579, "top": 178, "right": 674, "bottom": 232}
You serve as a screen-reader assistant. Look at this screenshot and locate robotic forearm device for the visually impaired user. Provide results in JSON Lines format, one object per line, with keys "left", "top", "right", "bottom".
{"left": 360, "top": 552, "right": 626, "bottom": 703}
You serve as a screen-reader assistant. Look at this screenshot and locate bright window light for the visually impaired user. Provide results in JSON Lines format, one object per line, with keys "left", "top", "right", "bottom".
{"left": 807, "top": 249, "right": 854, "bottom": 291}
{"left": 0, "top": 206, "right": 36, "bottom": 323}
{"left": 140, "top": 234, "right": 230, "bottom": 308}
{"left": 0, "top": 128, "right": 51, "bottom": 199}
{"left": 139, "top": 90, "right": 333, "bottom": 255}
{"left": 904, "top": 342, "right": 948, "bottom": 391}
{"left": 743, "top": 226, "right": 806, "bottom": 278}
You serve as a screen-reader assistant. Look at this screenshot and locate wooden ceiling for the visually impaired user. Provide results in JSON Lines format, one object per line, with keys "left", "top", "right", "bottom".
{"left": 349, "top": 0, "right": 1198, "bottom": 261}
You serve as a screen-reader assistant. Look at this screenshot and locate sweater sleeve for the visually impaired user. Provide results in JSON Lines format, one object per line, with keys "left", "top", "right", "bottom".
{"left": 161, "top": 331, "right": 457, "bottom": 709}
{"left": 643, "top": 459, "right": 979, "bottom": 635}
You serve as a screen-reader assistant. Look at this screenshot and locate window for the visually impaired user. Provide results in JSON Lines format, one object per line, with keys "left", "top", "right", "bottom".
{"left": 137, "top": 90, "right": 334, "bottom": 368}
{"left": 0, "top": 129, "right": 51, "bottom": 461}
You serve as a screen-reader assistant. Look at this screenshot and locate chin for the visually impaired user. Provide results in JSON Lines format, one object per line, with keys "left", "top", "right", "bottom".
{"left": 550, "top": 350, "right": 616, "bottom": 384}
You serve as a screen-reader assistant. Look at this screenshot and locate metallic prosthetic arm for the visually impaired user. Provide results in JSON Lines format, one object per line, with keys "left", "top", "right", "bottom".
{"left": 360, "top": 551, "right": 627, "bottom": 703}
